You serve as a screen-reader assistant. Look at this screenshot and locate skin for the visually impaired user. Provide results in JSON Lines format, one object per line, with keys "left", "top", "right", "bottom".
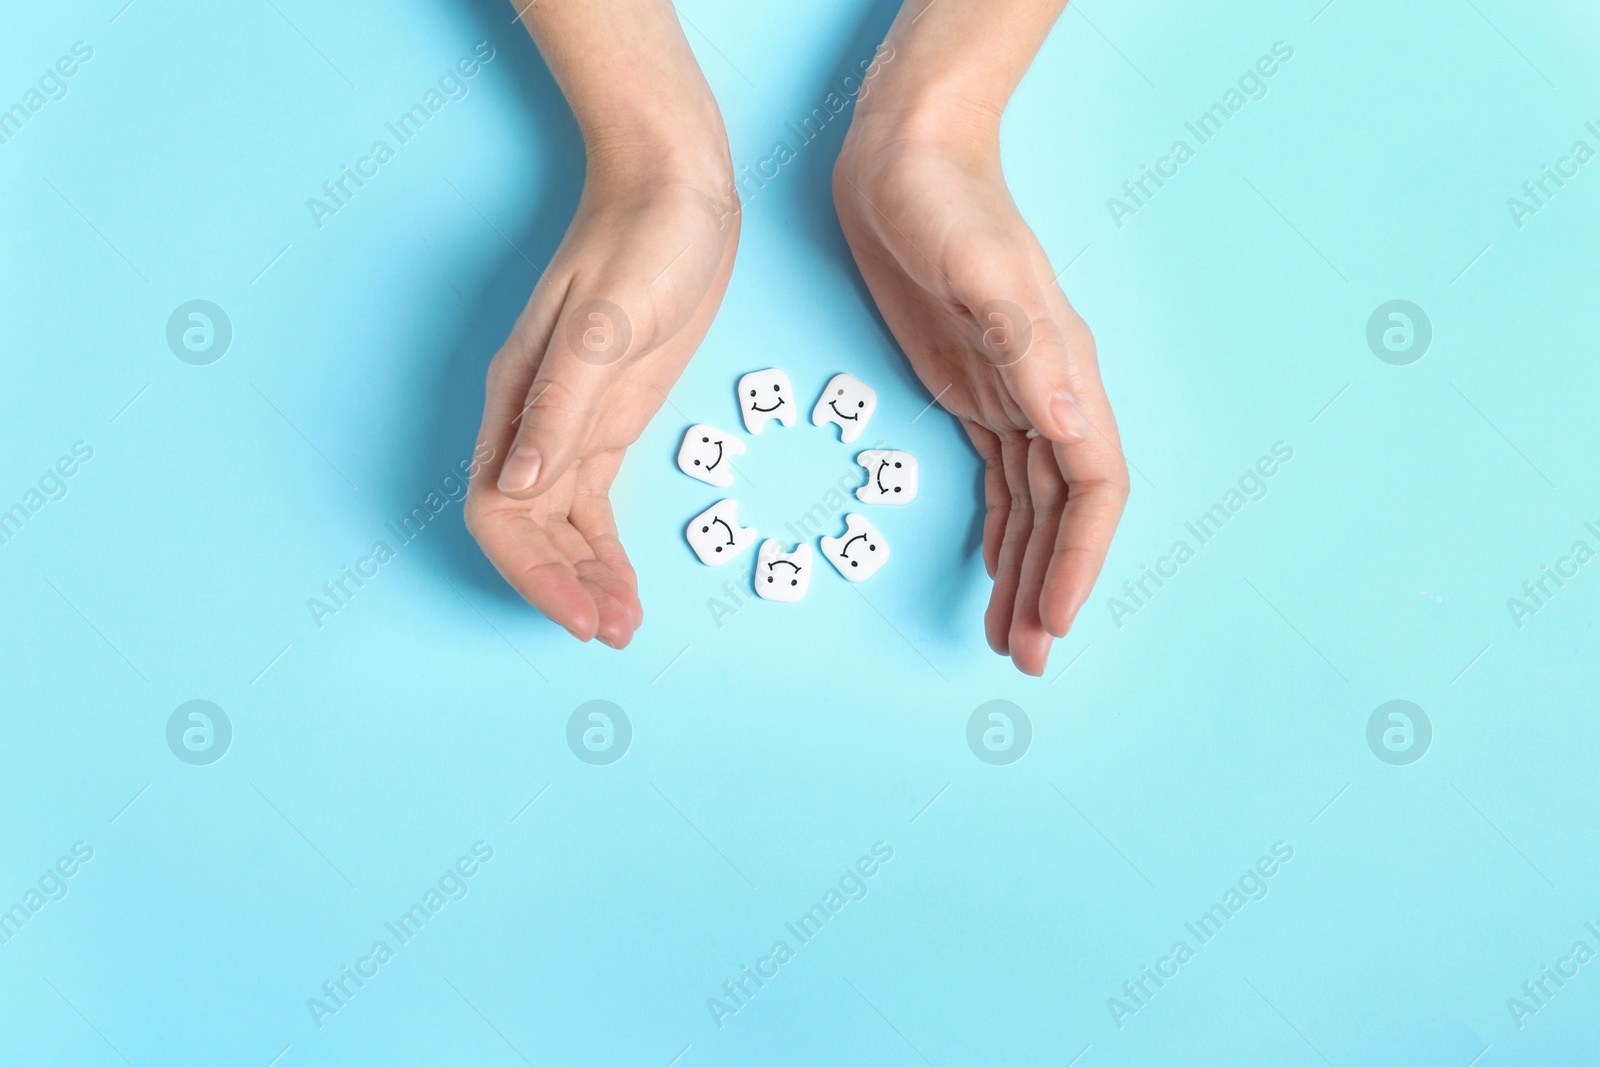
{"left": 468, "top": 0, "right": 1128, "bottom": 674}
{"left": 834, "top": 0, "right": 1129, "bottom": 675}
{"left": 465, "top": 0, "right": 738, "bottom": 650}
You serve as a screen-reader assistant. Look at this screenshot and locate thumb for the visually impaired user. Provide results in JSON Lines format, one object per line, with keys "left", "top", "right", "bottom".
{"left": 497, "top": 297, "right": 635, "bottom": 498}
{"left": 973, "top": 295, "right": 1094, "bottom": 446}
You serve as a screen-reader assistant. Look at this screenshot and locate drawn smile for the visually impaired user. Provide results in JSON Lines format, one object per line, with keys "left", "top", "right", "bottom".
{"left": 829, "top": 401, "right": 859, "bottom": 421}
{"left": 711, "top": 517, "right": 734, "bottom": 545}
{"left": 841, "top": 533, "right": 867, "bottom": 558}
{"left": 766, "top": 559, "right": 801, "bottom": 572}
{"left": 875, "top": 460, "right": 890, "bottom": 492}
{"left": 751, "top": 398, "right": 785, "bottom": 413}
{"left": 703, "top": 442, "right": 724, "bottom": 470}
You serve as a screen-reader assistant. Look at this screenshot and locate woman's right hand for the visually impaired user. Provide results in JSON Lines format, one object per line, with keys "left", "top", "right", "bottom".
{"left": 465, "top": 0, "right": 739, "bottom": 649}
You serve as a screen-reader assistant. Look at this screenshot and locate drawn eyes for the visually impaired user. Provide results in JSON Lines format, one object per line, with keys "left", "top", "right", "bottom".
{"left": 754, "top": 541, "right": 814, "bottom": 601}
{"left": 820, "top": 515, "right": 889, "bottom": 582}
{"left": 687, "top": 502, "right": 755, "bottom": 565}
{"left": 739, "top": 369, "right": 796, "bottom": 433}
{"left": 857, "top": 450, "right": 918, "bottom": 506}
{"left": 677, "top": 425, "right": 743, "bottom": 486}
{"left": 813, "top": 375, "right": 876, "bottom": 442}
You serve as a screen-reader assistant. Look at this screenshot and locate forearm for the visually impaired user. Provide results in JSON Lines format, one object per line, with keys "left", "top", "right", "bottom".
{"left": 514, "top": 0, "right": 728, "bottom": 178}
{"left": 857, "top": 0, "right": 1068, "bottom": 141}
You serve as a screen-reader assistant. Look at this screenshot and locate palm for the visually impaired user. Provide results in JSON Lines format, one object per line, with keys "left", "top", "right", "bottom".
{"left": 466, "top": 179, "right": 737, "bottom": 648}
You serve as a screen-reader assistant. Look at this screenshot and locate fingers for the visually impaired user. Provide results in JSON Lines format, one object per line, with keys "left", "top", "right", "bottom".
{"left": 466, "top": 444, "right": 643, "bottom": 647}
{"left": 972, "top": 430, "right": 1123, "bottom": 671}
{"left": 567, "top": 450, "right": 644, "bottom": 636}
{"left": 973, "top": 260, "right": 1126, "bottom": 654}
{"left": 960, "top": 421, "right": 1008, "bottom": 579}
{"left": 1024, "top": 270, "right": 1127, "bottom": 639}
{"left": 469, "top": 506, "right": 602, "bottom": 642}
{"left": 1039, "top": 436, "right": 1130, "bottom": 638}
{"left": 959, "top": 274, "right": 1124, "bottom": 666}
{"left": 983, "top": 434, "right": 1033, "bottom": 658}
{"left": 466, "top": 494, "right": 641, "bottom": 649}
{"left": 551, "top": 531, "right": 635, "bottom": 650}
{"left": 1007, "top": 436, "right": 1069, "bottom": 676}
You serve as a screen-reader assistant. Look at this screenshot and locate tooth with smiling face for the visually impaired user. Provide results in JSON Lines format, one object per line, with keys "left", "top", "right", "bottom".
{"left": 737, "top": 368, "right": 796, "bottom": 434}
{"left": 676, "top": 424, "right": 744, "bottom": 487}
{"left": 686, "top": 499, "right": 757, "bottom": 566}
{"left": 754, "top": 540, "right": 812, "bottom": 602}
{"left": 854, "top": 449, "right": 918, "bottom": 504}
{"left": 811, "top": 373, "right": 877, "bottom": 443}
{"left": 820, "top": 513, "right": 889, "bottom": 582}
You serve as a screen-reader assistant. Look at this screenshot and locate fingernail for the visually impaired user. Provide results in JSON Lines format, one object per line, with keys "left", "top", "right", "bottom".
{"left": 597, "top": 634, "right": 620, "bottom": 650}
{"left": 1051, "top": 392, "right": 1092, "bottom": 441}
{"left": 497, "top": 446, "right": 542, "bottom": 493}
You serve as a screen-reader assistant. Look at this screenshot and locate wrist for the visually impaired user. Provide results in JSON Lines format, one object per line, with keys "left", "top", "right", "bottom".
{"left": 843, "top": 0, "right": 1064, "bottom": 161}
{"left": 581, "top": 93, "right": 733, "bottom": 197}
{"left": 843, "top": 82, "right": 1001, "bottom": 174}
{"left": 523, "top": 0, "right": 731, "bottom": 191}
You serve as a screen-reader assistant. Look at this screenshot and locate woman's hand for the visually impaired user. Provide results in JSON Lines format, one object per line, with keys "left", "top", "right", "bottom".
{"left": 834, "top": 0, "right": 1128, "bottom": 675}
{"left": 466, "top": 0, "right": 737, "bottom": 649}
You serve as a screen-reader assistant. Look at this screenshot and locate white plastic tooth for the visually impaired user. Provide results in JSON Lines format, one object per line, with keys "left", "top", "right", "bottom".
{"left": 854, "top": 449, "right": 917, "bottom": 504}
{"left": 820, "top": 513, "right": 889, "bottom": 582}
{"left": 686, "top": 499, "right": 757, "bottom": 566}
{"left": 677, "top": 424, "right": 744, "bottom": 487}
{"left": 738, "top": 369, "right": 797, "bottom": 434}
{"left": 754, "top": 540, "right": 812, "bottom": 602}
{"left": 811, "top": 373, "right": 877, "bottom": 443}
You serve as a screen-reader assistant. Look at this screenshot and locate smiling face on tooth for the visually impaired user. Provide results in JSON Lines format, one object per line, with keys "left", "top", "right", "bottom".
{"left": 854, "top": 449, "right": 918, "bottom": 504}
{"left": 754, "top": 540, "right": 812, "bottom": 602}
{"left": 811, "top": 373, "right": 877, "bottom": 443}
{"left": 738, "top": 369, "right": 796, "bottom": 434}
{"left": 686, "top": 499, "right": 757, "bottom": 566}
{"left": 676, "top": 424, "right": 744, "bottom": 487}
{"left": 820, "top": 513, "right": 889, "bottom": 582}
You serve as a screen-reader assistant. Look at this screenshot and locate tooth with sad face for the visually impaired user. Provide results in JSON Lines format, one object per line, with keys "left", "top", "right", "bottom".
{"left": 820, "top": 513, "right": 889, "bottom": 582}
{"left": 754, "top": 540, "right": 812, "bottom": 602}
{"left": 811, "top": 373, "right": 877, "bottom": 443}
{"left": 686, "top": 499, "right": 757, "bottom": 566}
{"left": 676, "top": 424, "right": 744, "bottom": 487}
{"left": 854, "top": 449, "right": 918, "bottom": 504}
{"left": 737, "top": 368, "right": 796, "bottom": 434}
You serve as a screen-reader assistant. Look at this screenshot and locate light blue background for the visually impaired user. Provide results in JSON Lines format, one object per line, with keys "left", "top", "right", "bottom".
{"left": 2, "top": 0, "right": 1597, "bottom": 1063}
